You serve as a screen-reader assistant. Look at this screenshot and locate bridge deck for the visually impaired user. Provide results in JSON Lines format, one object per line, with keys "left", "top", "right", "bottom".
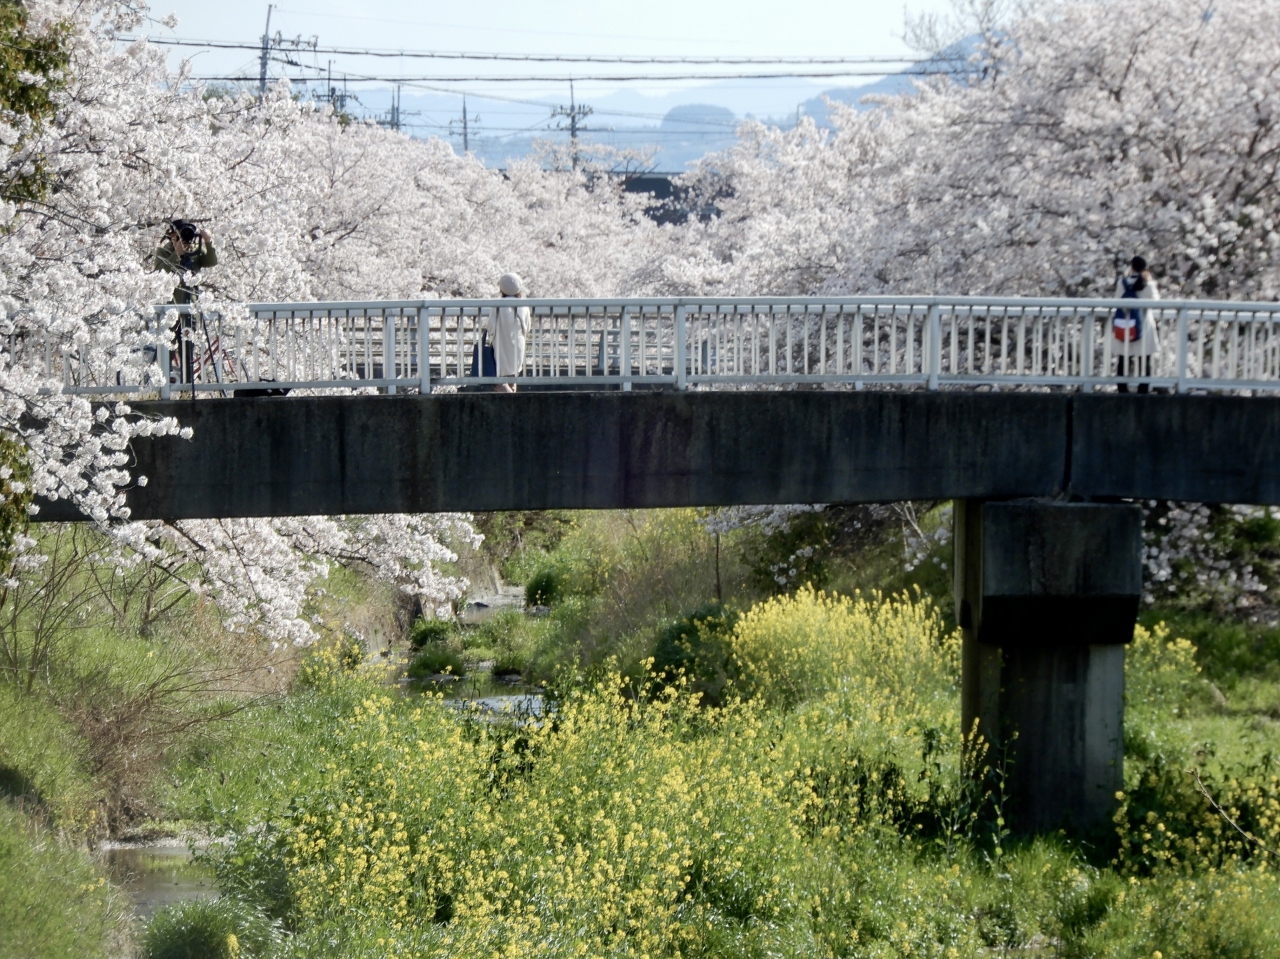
{"left": 33, "top": 391, "right": 1280, "bottom": 521}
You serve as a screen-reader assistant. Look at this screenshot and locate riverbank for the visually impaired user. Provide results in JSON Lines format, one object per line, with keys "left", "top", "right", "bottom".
{"left": 4, "top": 507, "right": 1280, "bottom": 959}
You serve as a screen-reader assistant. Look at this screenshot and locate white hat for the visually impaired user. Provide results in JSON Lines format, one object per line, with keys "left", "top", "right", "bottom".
{"left": 498, "top": 272, "right": 524, "bottom": 296}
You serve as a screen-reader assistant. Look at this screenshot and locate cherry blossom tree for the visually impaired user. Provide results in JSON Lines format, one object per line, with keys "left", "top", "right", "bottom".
{"left": 674, "top": 0, "right": 1280, "bottom": 301}
{"left": 0, "top": 0, "right": 666, "bottom": 642}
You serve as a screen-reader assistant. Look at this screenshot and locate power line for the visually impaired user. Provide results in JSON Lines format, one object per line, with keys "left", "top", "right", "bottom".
{"left": 122, "top": 35, "right": 924, "bottom": 66}
{"left": 268, "top": 7, "right": 777, "bottom": 46}
{"left": 194, "top": 69, "right": 934, "bottom": 83}
{"left": 402, "top": 126, "right": 742, "bottom": 137}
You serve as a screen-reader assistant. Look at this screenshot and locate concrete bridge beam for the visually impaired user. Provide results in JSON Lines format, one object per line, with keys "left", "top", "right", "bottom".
{"left": 953, "top": 500, "right": 1142, "bottom": 833}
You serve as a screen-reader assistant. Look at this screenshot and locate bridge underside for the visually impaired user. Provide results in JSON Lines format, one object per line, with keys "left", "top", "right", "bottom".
{"left": 34, "top": 391, "right": 1280, "bottom": 522}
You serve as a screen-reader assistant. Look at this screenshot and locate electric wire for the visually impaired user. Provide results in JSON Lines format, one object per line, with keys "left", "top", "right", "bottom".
{"left": 194, "top": 69, "right": 935, "bottom": 83}
{"left": 121, "top": 35, "right": 924, "bottom": 66}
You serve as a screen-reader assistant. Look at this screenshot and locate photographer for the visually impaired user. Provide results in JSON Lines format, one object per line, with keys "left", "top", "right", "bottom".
{"left": 150, "top": 218, "right": 218, "bottom": 388}
{"left": 151, "top": 218, "right": 218, "bottom": 304}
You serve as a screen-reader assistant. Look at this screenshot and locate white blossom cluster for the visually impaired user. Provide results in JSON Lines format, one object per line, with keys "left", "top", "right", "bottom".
{"left": 1142, "top": 502, "right": 1271, "bottom": 610}
{"left": 768, "top": 545, "right": 818, "bottom": 588}
{"left": 900, "top": 502, "right": 953, "bottom": 573}
{"left": 698, "top": 505, "right": 824, "bottom": 537}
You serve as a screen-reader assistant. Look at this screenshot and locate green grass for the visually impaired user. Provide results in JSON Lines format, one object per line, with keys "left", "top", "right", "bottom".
{"left": 6, "top": 508, "right": 1280, "bottom": 958}
{"left": 143, "top": 897, "right": 281, "bottom": 959}
{"left": 0, "top": 683, "right": 96, "bottom": 828}
{"left": 408, "top": 616, "right": 458, "bottom": 650}
{"left": 158, "top": 682, "right": 373, "bottom": 832}
{"left": 406, "top": 644, "right": 467, "bottom": 679}
{"left": 1141, "top": 606, "right": 1280, "bottom": 688}
{"left": 1132, "top": 608, "right": 1280, "bottom": 776}
{"left": 0, "top": 803, "right": 129, "bottom": 959}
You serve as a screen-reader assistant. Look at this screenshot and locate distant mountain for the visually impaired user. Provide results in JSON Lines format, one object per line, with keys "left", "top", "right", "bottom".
{"left": 340, "top": 42, "right": 983, "bottom": 169}
{"left": 796, "top": 73, "right": 919, "bottom": 126}
{"left": 660, "top": 103, "right": 738, "bottom": 131}
{"left": 796, "top": 36, "right": 982, "bottom": 127}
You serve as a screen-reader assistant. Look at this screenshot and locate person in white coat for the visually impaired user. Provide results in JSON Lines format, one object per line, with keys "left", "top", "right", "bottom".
{"left": 1112, "top": 255, "right": 1161, "bottom": 394}
{"left": 489, "top": 272, "right": 531, "bottom": 393}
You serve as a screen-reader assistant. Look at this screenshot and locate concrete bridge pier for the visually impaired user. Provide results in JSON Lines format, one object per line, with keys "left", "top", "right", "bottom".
{"left": 953, "top": 500, "right": 1142, "bottom": 833}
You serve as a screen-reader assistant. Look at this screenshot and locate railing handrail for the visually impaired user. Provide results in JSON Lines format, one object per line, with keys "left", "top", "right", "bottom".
{"left": 18, "top": 293, "right": 1280, "bottom": 398}
{"left": 155, "top": 294, "right": 1280, "bottom": 314}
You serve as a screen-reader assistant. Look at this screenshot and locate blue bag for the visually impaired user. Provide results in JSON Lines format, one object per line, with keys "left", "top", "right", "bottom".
{"left": 469, "top": 330, "right": 497, "bottom": 377}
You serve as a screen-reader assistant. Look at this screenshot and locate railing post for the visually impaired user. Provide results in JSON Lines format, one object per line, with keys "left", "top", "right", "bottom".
{"left": 1081, "top": 310, "right": 1095, "bottom": 393}
{"left": 1176, "top": 307, "right": 1188, "bottom": 394}
{"left": 418, "top": 307, "right": 431, "bottom": 394}
{"left": 159, "top": 312, "right": 171, "bottom": 401}
{"left": 927, "top": 304, "right": 941, "bottom": 390}
{"left": 675, "top": 306, "right": 687, "bottom": 390}
{"left": 384, "top": 315, "right": 396, "bottom": 395}
{"left": 621, "top": 307, "right": 632, "bottom": 392}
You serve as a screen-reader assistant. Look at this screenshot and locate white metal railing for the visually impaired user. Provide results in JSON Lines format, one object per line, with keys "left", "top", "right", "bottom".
{"left": 14, "top": 295, "right": 1280, "bottom": 397}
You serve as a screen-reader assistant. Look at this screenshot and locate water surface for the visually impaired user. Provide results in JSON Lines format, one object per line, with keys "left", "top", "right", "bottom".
{"left": 102, "top": 843, "right": 216, "bottom": 919}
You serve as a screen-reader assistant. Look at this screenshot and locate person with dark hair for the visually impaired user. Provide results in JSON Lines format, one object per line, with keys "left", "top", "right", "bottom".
{"left": 1112, "top": 255, "right": 1160, "bottom": 393}
{"left": 150, "top": 219, "right": 219, "bottom": 389}
{"left": 151, "top": 218, "right": 218, "bottom": 304}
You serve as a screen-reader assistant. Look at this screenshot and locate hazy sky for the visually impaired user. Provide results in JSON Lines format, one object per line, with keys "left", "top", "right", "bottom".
{"left": 140, "top": 0, "right": 954, "bottom": 103}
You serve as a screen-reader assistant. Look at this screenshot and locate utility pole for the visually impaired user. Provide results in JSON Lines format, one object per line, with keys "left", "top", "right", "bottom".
{"left": 376, "top": 86, "right": 414, "bottom": 132}
{"left": 326, "top": 60, "right": 348, "bottom": 113}
{"left": 449, "top": 96, "right": 477, "bottom": 153}
{"left": 551, "top": 80, "right": 592, "bottom": 170}
{"left": 258, "top": 4, "right": 274, "bottom": 97}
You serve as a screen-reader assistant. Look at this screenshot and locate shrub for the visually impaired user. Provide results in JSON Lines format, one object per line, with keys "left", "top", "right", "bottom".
{"left": 491, "top": 649, "right": 528, "bottom": 679}
{"left": 1126, "top": 622, "right": 1203, "bottom": 717}
{"left": 740, "top": 508, "right": 833, "bottom": 595}
{"left": 1140, "top": 608, "right": 1280, "bottom": 686}
{"left": 408, "top": 616, "right": 457, "bottom": 650}
{"left": 143, "top": 897, "right": 281, "bottom": 959}
{"left": 295, "top": 637, "right": 364, "bottom": 690}
{"left": 728, "top": 585, "right": 960, "bottom": 712}
{"left": 1114, "top": 750, "right": 1280, "bottom": 876}
{"left": 406, "top": 643, "right": 466, "bottom": 679}
{"left": 651, "top": 604, "right": 740, "bottom": 706}
{"left": 524, "top": 567, "right": 563, "bottom": 607}
{"left": 466, "top": 608, "right": 529, "bottom": 650}
{"left": 208, "top": 583, "right": 1280, "bottom": 959}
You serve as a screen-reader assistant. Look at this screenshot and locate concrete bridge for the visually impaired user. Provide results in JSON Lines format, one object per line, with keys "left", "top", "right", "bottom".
{"left": 25, "top": 293, "right": 1280, "bottom": 835}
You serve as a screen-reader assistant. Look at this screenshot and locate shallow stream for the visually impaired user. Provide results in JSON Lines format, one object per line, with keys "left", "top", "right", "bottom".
{"left": 101, "top": 843, "right": 216, "bottom": 920}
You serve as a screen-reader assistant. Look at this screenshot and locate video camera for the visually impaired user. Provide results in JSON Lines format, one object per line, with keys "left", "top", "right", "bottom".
{"left": 168, "top": 219, "right": 200, "bottom": 245}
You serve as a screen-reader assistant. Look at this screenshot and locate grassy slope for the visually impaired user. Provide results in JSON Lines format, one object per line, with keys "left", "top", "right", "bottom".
{"left": 0, "top": 803, "right": 131, "bottom": 959}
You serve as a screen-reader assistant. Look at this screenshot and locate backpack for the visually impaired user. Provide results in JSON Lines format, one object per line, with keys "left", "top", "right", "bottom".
{"left": 1113, "top": 276, "right": 1143, "bottom": 342}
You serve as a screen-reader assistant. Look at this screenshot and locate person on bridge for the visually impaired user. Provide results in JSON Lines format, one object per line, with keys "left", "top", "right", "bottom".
{"left": 490, "top": 272, "right": 531, "bottom": 393}
{"left": 151, "top": 219, "right": 218, "bottom": 304}
{"left": 150, "top": 219, "right": 219, "bottom": 389}
{"left": 1112, "top": 256, "right": 1160, "bottom": 394}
